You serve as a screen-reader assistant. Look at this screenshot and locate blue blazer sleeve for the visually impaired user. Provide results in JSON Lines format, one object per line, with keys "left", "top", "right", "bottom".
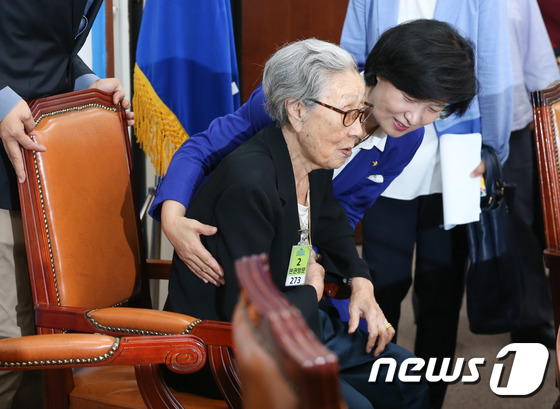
{"left": 149, "top": 84, "right": 273, "bottom": 221}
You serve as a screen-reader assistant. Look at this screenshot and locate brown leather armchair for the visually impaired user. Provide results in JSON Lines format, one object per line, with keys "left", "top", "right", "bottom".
{"left": 233, "top": 254, "right": 346, "bottom": 409}
{"left": 532, "top": 80, "right": 560, "bottom": 408}
{"left": 3, "top": 89, "right": 240, "bottom": 409}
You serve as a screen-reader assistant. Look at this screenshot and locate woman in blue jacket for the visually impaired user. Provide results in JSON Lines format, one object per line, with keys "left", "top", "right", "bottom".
{"left": 341, "top": 2, "right": 512, "bottom": 408}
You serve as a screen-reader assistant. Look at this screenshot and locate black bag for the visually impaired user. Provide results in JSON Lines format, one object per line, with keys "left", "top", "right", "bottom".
{"left": 465, "top": 146, "right": 525, "bottom": 334}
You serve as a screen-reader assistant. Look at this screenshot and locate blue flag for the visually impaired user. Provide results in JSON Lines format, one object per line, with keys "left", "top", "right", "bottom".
{"left": 133, "top": 0, "right": 240, "bottom": 176}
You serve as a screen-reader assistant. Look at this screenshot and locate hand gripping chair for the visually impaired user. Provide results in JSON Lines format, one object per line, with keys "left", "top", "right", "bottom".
{"left": 233, "top": 254, "right": 346, "bottom": 409}
{"left": 0, "top": 89, "right": 240, "bottom": 409}
{"left": 532, "top": 80, "right": 560, "bottom": 408}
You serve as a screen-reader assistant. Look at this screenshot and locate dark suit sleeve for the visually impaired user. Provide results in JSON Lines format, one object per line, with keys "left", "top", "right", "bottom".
{"left": 149, "top": 84, "right": 273, "bottom": 222}
{"left": 71, "top": 0, "right": 102, "bottom": 83}
{"left": 310, "top": 171, "right": 371, "bottom": 282}
{"left": 72, "top": 56, "right": 94, "bottom": 80}
{"left": 213, "top": 180, "right": 320, "bottom": 332}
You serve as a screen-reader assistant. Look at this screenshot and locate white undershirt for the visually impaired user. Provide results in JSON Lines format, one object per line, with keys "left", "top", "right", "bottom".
{"left": 297, "top": 190, "right": 310, "bottom": 245}
{"left": 298, "top": 203, "right": 309, "bottom": 231}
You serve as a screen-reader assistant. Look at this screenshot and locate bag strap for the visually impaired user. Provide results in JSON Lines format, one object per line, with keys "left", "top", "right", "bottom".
{"left": 480, "top": 145, "right": 504, "bottom": 211}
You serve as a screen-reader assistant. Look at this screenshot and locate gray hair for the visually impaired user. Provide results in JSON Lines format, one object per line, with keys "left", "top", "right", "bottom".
{"left": 262, "top": 38, "right": 358, "bottom": 126}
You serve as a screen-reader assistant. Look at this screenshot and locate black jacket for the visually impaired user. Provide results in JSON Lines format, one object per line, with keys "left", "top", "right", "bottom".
{"left": 165, "top": 125, "right": 370, "bottom": 336}
{"left": 0, "top": 0, "right": 102, "bottom": 209}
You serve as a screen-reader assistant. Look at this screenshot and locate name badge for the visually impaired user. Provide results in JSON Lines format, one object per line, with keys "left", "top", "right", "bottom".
{"left": 285, "top": 245, "right": 311, "bottom": 286}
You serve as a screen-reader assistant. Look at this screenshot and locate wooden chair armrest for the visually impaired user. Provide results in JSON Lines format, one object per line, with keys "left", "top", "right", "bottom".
{"left": 146, "top": 259, "right": 172, "bottom": 280}
{"left": 0, "top": 333, "right": 208, "bottom": 375}
{"left": 35, "top": 304, "right": 97, "bottom": 333}
{"left": 0, "top": 333, "right": 119, "bottom": 368}
{"left": 545, "top": 249, "right": 560, "bottom": 271}
{"left": 324, "top": 281, "right": 352, "bottom": 300}
{"left": 87, "top": 307, "right": 199, "bottom": 335}
{"left": 35, "top": 304, "right": 231, "bottom": 343}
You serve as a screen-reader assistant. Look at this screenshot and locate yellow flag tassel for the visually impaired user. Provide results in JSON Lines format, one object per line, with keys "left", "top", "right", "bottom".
{"left": 132, "top": 64, "right": 189, "bottom": 176}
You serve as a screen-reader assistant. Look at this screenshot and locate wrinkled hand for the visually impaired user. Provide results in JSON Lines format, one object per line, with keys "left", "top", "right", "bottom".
{"left": 0, "top": 99, "right": 46, "bottom": 183}
{"left": 348, "top": 277, "right": 395, "bottom": 356}
{"left": 470, "top": 159, "right": 486, "bottom": 178}
{"left": 161, "top": 200, "right": 224, "bottom": 285}
{"left": 305, "top": 250, "right": 325, "bottom": 302}
{"left": 90, "top": 78, "right": 134, "bottom": 126}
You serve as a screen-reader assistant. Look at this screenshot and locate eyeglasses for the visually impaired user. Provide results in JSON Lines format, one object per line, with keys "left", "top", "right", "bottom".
{"left": 310, "top": 99, "right": 373, "bottom": 127}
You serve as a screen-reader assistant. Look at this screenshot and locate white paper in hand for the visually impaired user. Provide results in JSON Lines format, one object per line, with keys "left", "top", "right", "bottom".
{"left": 439, "top": 132, "right": 482, "bottom": 229}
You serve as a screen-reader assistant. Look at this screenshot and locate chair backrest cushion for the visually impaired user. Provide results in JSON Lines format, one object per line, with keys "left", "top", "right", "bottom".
{"left": 20, "top": 89, "right": 142, "bottom": 308}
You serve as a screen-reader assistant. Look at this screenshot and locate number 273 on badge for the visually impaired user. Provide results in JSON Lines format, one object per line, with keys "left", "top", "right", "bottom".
{"left": 285, "top": 245, "right": 311, "bottom": 286}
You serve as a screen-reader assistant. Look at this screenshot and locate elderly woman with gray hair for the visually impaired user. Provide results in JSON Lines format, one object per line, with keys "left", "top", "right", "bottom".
{"left": 163, "top": 38, "right": 431, "bottom": 409}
